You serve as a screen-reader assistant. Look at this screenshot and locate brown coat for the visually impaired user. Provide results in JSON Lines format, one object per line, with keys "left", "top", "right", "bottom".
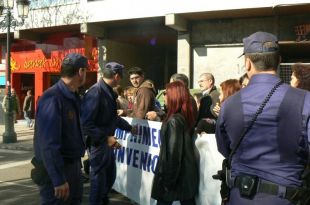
{"left": 131, "top": 80, "right": 156, "bottom": 119}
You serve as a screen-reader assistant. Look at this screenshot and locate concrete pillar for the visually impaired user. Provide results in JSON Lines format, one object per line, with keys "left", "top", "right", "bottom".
{"left": 97, "top": 38, "right": 108, "bottom": 81}
{"left": 80, "top": 23, "right": 105, "bottom": 38}
{"left": 165, "top": 14, "right": 191, "bottom": 86}
{"left": 177, "top": 33, "right": 191, "bottom": 84}
{"left": 165, "top": 14, "right": 188, "bottom": 32}
{"left": 81, "top": 23, "right": 106, "bottom": 81}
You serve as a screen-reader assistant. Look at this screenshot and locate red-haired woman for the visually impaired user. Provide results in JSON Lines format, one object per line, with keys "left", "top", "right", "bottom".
{"left": 151, "top": 81, "right": 198, "bottom": 205}
{"left": 213, "top": 79, "right": 241, "bottom": 117}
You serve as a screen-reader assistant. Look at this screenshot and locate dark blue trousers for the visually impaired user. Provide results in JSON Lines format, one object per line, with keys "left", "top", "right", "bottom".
{"left": 39, "top": 160, "right": 83, "bottom": 205}
{"left": 89, "top": 155, "right": 116, "bottom": 205}
{"left": 227, "top": 187, "right": 293, "bottom": 205}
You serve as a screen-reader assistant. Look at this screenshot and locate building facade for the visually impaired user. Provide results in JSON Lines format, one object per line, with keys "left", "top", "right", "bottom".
{"left": 0, "top": 0, "right": 309, "bottom": 110}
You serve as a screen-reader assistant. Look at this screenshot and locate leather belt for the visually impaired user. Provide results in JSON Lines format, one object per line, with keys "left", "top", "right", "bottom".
{"left": 234, "top": 176, "right": 299, "bottom": 200}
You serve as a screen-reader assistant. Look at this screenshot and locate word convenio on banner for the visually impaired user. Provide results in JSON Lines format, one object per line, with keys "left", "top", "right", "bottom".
{"left": 115, "top": 125, "right": 161, "bottom": 147}
{"left": 114, "top": 125, "right": 161, "bottom": 173}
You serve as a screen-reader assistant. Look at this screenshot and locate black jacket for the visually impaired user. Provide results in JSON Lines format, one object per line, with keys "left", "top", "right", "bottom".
{"left": 151, "top": 113, "right": 198, "bottom": 201}
{"left": 197, "top": 94, "right": 214, "bottom": 123}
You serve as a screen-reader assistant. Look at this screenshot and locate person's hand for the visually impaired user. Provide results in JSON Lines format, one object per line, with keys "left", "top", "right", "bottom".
{"left": 117, "top": 109, "right": 126, "bottom": 116}
{"left": 112, "top": 141, "right": 122, "bottom": 149}
{"left": 107, "top": 136, "right": 122, "bottom": 149}
{"left": 107, "top": 136, "right": 117, "bottom": 147}
{"left": 145, "top": 111, "right": 157, "bottom": 121}
{"left": 213, "top": 103, "right": 221, "bottom": 117}
{"left": 54, "top": 182, "right": 70, "bottom": 201}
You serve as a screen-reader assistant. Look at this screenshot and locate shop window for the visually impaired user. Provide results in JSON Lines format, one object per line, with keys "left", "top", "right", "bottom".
{"left": 0, "top": 76, "right": 5, "bottom": 87}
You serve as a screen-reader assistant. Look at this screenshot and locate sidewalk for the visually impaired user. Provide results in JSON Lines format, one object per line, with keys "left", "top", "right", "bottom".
{"left": 0, "top": 120, "right": 137, "bottom": 205}
{"left": 0, "top": 120, "right": 34, "bottom": 151}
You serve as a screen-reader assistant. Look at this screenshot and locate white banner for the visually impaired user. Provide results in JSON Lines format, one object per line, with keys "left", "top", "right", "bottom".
{"left": 113, "top": 117, "right": 223, "bottom": 205}
{"left": 195, "top": 134, "right": 224, "bottom": 205}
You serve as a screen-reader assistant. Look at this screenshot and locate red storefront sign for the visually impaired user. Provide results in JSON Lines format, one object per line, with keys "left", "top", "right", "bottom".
{"left": 11, "top": 47, "right": 99, "bottom": 72}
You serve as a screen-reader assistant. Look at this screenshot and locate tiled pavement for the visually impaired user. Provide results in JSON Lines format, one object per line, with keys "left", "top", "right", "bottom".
{"left": 0, "top": 120, "right": 34, "bottom": 151}
{"left": 0, "top": 120, "right": 137, "bottom": 205}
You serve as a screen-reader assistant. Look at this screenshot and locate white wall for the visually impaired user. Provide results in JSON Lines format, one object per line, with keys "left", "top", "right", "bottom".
{"left": 4, "top": 0, "right": 308, "bottom": 32}
{"left": 193, "top": 46, "right": 245, "bottom": 88}
{"left": 86, "top": 0, "right": 310, "bottom": 22}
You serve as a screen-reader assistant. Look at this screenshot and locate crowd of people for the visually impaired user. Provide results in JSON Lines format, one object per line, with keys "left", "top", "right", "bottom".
{"left": 12, "top": 31, "right": 309, "bottom": 205}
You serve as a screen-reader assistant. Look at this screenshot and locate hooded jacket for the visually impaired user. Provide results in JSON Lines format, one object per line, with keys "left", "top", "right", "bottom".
{"left": 131, "top": 79, "right": 156, "bottom": 119}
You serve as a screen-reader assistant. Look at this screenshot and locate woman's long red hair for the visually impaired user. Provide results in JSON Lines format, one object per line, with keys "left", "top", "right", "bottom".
{"left": 220, "top": 79, "right": 241, "bottom": 104}
{"left": 164, "top": 81, "right": 195, "bottom": 129}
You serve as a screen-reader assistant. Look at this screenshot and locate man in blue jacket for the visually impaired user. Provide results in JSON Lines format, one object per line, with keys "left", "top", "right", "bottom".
{"left": 216, "top": 31, "right": 310, "bottom": 205}
{"left": 33, "top": 53, "right": 88, "bottom": 204}
{"left": 81, "top": 62, "right": 134, "bottom": 205}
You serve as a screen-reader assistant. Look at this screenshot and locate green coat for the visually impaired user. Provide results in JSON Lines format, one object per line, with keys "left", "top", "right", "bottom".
{"left": 2, "top": 95, "right": 20, "bottom": 113}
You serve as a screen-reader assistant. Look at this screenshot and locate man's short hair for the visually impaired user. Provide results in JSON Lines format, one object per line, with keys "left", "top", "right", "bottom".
{"left": 170, "top": 73, "right": 189, "bottom": 87}
{"left": 128, "top": 67, "right": 144, "bottom": 76}
{"left": 245, "top": 52, "right": 280, "bottom": 71}
{"left": 61, "top": 53, "right": 88, "bottom": 77}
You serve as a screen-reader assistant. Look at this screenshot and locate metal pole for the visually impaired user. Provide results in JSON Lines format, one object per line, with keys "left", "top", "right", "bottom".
{"left": 2, "top": 9, "right": 17, "bottom": 143}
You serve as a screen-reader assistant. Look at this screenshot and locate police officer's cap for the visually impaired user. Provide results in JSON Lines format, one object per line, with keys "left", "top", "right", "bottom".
{"left": 105, "top": 62, "right": 124, "bottom": 78}
{"left": 240, "top": 31, "right": 279, "bottom": 57}
{"left": 62, "top": 53, "right": 88, "bottom": 69}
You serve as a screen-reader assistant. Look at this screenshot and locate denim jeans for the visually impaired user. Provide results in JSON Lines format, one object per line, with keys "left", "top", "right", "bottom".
{"left": 24, "top": 111, "right": 32, "bottom": 127}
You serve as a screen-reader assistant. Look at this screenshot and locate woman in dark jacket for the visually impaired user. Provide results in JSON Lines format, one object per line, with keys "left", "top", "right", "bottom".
{"left": 151, "top": 81, "right": 198, "bottom": 205}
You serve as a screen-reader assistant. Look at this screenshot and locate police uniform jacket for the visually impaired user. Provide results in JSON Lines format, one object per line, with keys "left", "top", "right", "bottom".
{"left": 81, "top": 79, "right": 131, "bottom": 172}
{"left": 34, "top": 80, "right": 85, "bottom": 187}
{"left": 81, "top": 79, "right": 131, "bottom": 143}
{"left": 151, "top": 112, "right": 199, "bottom": 201}
{"left": 216, "top": 74, "right": 310, "bottom": 187}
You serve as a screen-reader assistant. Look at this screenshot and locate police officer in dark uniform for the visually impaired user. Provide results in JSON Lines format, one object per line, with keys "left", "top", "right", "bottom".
{"left": 33, "top": 53, "right": 88, "bottom": 204}
{"left": 216, "top": 31, "right": 310, "bottom": 205}
{"left": 81, "top": 62, "right": 134, "bottom": 205}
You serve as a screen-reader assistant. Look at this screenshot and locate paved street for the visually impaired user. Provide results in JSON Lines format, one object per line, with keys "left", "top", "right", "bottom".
{"left": 0, "top": 121, "right": 136, "bottom": 205}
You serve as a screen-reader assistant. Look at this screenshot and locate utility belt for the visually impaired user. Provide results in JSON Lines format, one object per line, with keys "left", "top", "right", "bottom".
{"left": 30, "top": 157, "right": 48, "bottom": 186}
{"left": 230, "top": 174, "right": 300, "bottom": 202}
{"left": 30, "top": 157, "right": 79, "bottom": 186}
